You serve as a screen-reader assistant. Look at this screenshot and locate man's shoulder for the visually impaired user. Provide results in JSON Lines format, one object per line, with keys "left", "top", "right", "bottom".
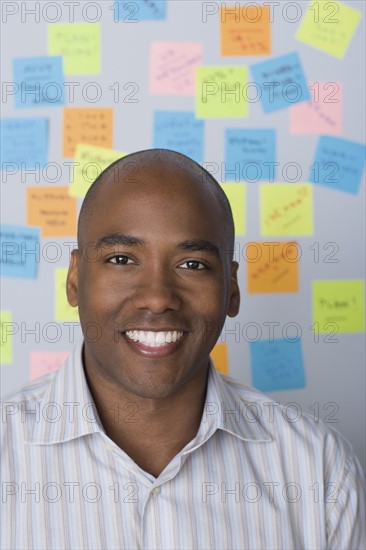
{"left": 1, "top": 371, "right": 57, "bottom": 408}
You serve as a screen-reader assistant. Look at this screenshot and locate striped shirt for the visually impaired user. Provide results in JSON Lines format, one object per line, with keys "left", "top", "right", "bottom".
{"left": 1, "top": 340, "right": 365, "bottom": 550}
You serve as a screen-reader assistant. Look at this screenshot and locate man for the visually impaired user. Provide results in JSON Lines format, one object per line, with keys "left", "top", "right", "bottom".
{"left": 1, "top": 149, "right": 365, "bottom": 549}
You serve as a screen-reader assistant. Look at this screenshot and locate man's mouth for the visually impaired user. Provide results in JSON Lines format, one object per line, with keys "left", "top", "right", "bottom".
{"left": 124, "top": 330, "right": 185, "bottom": 348}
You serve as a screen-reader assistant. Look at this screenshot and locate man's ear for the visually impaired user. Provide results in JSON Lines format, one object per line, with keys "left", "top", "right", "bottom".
{"left": 66, "top": 249, "right": 80, "bottom": 307}
{"left": 228, "top": 261, "right": 240, "bottom": 317}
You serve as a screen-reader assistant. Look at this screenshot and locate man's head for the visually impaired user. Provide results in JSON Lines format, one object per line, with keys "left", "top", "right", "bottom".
{"left": 67, "top": 148, "right": 240, "bottom": 399}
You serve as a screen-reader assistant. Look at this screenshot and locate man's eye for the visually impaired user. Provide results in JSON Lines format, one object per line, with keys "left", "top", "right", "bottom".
{"left": 108, "top": 255, "right": 133, "bottom": 265}
{"left": 180, "top": 260, "right": 206, "bottom": 270}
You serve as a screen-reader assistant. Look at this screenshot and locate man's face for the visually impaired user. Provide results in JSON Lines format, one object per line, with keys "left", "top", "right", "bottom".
{"left": 67, "top": 162, "right": 240, "bottom": 399}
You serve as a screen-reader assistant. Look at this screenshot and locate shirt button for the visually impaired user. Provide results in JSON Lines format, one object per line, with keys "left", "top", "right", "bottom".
{"left": 152, "top": 486, "right": 161, "bottom": 496}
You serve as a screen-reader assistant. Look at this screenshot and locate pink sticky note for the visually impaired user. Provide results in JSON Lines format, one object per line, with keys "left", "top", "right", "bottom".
{"left": 30, "top": 351, "right": 69, "bottom": 380}
{"left": 290, "top": 82, "right": 342, "bottom": 135}
{"left": 149, "top": 42, "right": 203, "bottom": 95}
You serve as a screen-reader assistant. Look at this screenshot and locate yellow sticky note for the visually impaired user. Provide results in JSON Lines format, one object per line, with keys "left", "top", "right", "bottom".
{"left": 221, "top": 183, "right": 246, "bottom": 236}
{"left": 69, "top": 145, "right": 126, "bottom": 198}
{"left": 313, "top": 280, "right": 365, "bottom": 333}
{"left": 260, "top": 183, "right": 313, "bottom": 236}
{"left": 48, "top": 23, "right": 101, "bottom": 74}
{"left": 196, "top": 66, "right": 249, "bottom": 118}
{"left": 296, "top": 1, "right": 362, "bottom": 59}
{"left": 27, "top": 186, "right": 77, "bottom": 237}
{"left": 55, "top": 268, "right": 79, "bottom": 322}
{"left": 0, "top": 311, "right": 13, "bottom": 364}
{"left": 211, "top": 343, "right": 229, "bottom": 374}
{"left": 63, "top": 107, "right": 114, "bottom": 158}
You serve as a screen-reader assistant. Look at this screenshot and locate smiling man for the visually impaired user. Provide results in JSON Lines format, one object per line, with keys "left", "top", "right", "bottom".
{"left": 1, "top": 149, "right": 365, "bottom": 550}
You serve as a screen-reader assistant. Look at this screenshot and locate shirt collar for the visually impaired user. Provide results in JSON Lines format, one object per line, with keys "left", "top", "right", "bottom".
{"left": 26, "top": 341, "right": 271, "bottom": 445}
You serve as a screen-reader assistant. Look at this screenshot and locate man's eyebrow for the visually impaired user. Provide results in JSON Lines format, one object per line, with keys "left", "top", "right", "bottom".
{"left": 94, "top": 234, "right": 144, "bottom": 249}
{"left": 176, "top": 240, "right": 222, "bottom": 260}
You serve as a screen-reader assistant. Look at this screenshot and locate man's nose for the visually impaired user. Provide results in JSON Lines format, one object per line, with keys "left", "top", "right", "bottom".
{"left": 131, "top": 267, "right": 181, "bottom": 313}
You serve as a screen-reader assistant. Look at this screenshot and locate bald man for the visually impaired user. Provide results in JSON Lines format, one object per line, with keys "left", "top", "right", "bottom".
{"left": 1, "top": 149, "right": 365, "bottom": 550}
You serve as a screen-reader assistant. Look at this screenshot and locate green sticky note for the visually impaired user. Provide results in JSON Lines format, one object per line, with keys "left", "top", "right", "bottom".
{"left": 0, "top": 311, "right": 13, "bottom": 364}
{"left": 48, "top": 23, "right": 101, "bottom": 74}
{"left": 221, "top": 183, "right": 246, "bottom": 236}
{"left": 68, "top": 145, "right": 126, "bottom": 198}
{"left": 55, "top": 268, "right": 79, "bottom": 322}
{"left": 196, "top": 66, "right": 249, "bottom": 118}
{"left": 296, "top": 1, "right": 362, "bottom": 59}
{"left": 260, "top": 183, "right": 313, "bottom": 236}
{"left": 313, "top": 280, "right": 365, "bottom": 333}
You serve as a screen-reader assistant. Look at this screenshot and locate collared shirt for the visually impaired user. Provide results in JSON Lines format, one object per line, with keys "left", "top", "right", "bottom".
{"left": 1, "top": 340, "right": 365, "bottom": 550}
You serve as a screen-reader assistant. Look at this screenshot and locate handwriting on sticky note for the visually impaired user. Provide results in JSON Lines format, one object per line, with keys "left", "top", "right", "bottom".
{"left": 221, "top": 4, "right": 271, "bottom": 56}
{"left": 247, "top": 241, "right": 299, "bottom": 293}
{"left": 55, "top": 268, "right": 79, "bottom": 322}
{"left": 68, "top": 145, "right": 126, "bottom": 198}
{"left": 0, "top": 118, "right": 48, "bottom": 170}
{"left": 27, "top": 187, "right": 77, "bottom": 238}
{"left": 0, "top": 311, "right": 13, "bottom": 365}
{"left": 290, "top": 82, "right": 342, "bottom": 135}
{"left": 63, "top": 108, "right": 114, "bottom": 158}
{"left": 225, "top": 128, "right": 276, "bottom": 181}
{"left": 30, "top": 351, "right": 69, "bottom": 380}
{"left": 250, "top": 339, "right": 305, "bottom": 392}
{"left": 13, "top": 56, "right": 64, "bottom": 108}
{"left": 313, "top": 280, "right": 365, "bottom": 333}
{"left": 153, "top": 111, "right": 204, "bottom": 163}
{"left": 220, "top": 183, "right": 246, "bottom": 236}
{"left": 150, "top": 42, "right": 203, "bottom": 95}
{"left": 48, "top": 23, "right": 100, "bottom": 74}
{"left": 260, "top": 184, "right": 313, "bottom": 236}
{"left": 0, "top": 225, "right": 40, "bottom": 279}
{"left": 196, "top": 66, "right": 249, "bottom": 118}
{"left": 296, "top": 1, "right": 362, "bottom": 59}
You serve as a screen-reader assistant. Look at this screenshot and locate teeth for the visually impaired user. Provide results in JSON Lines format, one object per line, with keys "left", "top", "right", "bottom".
{"left": 125, "top": 330, "right": 184, "bottom": 347}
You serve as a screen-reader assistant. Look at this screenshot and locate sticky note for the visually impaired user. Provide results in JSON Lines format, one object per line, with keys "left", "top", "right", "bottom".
{"left": 48, "top": 23, "right": 100, "bottom": 75}
{"left": 153, "top": 111, "right": 204, "bottom": 163}
{"left": 221, "top": 4, "right": 271, "bottom": 55}
{"left": 220, "top": 183, "right": 246, "bottom": 236}
{"left": 0, "top": 311, "right": 13, "bottom": 365}
{"left": 251, "top": 52, "right": 310, "bottom": 113}
{"left": 113, "top": 0, "right": 166, "bottom": 21}
{"left": 68, "top": 145, "right": 126, "bottom": 198}
{"left": 13, "top": 56, "right": 64, "bottom": 108}
{"left": 250, "top": 338, "right": 306, "bottom": 392}
{"left": 290, "top": 82, "right": 342, "bottom": 135}
{"left": 55, "top": 268, "right": 79, "bottom": 321}
{"left": 0, "top": 225, "right": 40, "bottom": 279}
{"left": 260, "top": 184, "right": 313, "bottom": 236}
{"left": 150, "top": 42, "right": 203, "bottom": 95}
{"left": 226, "top": 128, "right": 276, "bottom": 182}
{"left": 211, "top": 343, "right": 229, "bottom": 374}
{"left": 196, "top": 66, "right": 249, "bottom": 118}
{"left": 0, "top": 118, "right": 48, "bottom": 170}
{"left": 247, "top": 241, "right": 299, "bottom": 293}
{"left": 27, "top": 187, "right": 77, "bottom": 238}
{"left": 30, "top": 351, "right": 69, "bottom": 380}
{"left": 296, "top": 1, "right": 362, "bottom": 59}
{"left": 63, "top": 107, "right": 114, "bottom": 158}
{"left": 313, "top": 280, "right": 365, "bottom": 333}
{"left": 309, "top": 136, "right": 365, "bottom": 194}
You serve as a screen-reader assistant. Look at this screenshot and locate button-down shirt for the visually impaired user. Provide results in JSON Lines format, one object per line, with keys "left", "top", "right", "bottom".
{"left": 1, "top": 341, "right": 365, "bottom": 549}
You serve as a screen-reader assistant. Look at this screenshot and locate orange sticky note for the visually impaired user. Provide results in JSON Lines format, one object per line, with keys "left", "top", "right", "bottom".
{"left": 247, "top": 241, "right": 299, "bottom": 293}
{"left": 27, "top": 187, "right": 77, "bottom": 238}
{"left": 63, "top": 107, "right": 114, "bottom": 158}
{"left": 221, "top": 5, "right": 271, "bottom": 56}
{"left": 211, "top": 343, "right": 229, "bottom": 374}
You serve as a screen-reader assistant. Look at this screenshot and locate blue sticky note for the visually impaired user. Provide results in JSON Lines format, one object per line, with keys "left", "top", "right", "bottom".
{"left": 226, "top": 128, "right": 276, "bottom": 182}
{"left": 309, "top": 136, "right": 366, "bottom": 194}
{"left": 0, "top": 118, "right": 48, "bottom": 170}
{"left": 0, "top": 225, "right": 40, "bottom": 279}
{"left": 249, "top": 338, "right": 306, "bottom": 392}
{"left": 113, "top": 0, "right": 166, "bottom": 21}
{"left": 13, "top": 56, "right": 65, "bottom": 108}
{"left": 153, "top": 111, "right": 204, "bottom": 164}
{"left": 251, "top": 52, "right": 310, "bottom": 113}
